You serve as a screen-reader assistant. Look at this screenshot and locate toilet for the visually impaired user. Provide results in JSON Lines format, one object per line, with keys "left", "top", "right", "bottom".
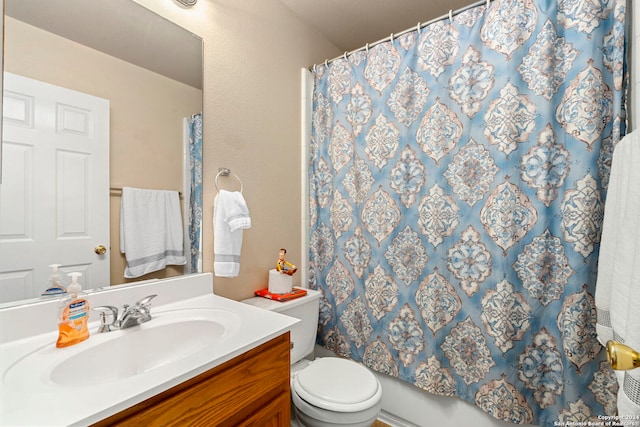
{"left": 242, "top": 289, "right": 382, "bottom": 427}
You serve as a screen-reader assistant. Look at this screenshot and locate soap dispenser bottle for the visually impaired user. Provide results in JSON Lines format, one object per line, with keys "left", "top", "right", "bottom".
{"left": 42, "top": 264, "right": 67, "bottom": 297}
{"left": 56, "top": 272, "right": 90, "bottom": 348}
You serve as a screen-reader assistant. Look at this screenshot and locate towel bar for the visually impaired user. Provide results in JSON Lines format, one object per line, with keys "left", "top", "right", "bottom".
{"left": 109, "top": 187, "right": 182, "bottom": 198}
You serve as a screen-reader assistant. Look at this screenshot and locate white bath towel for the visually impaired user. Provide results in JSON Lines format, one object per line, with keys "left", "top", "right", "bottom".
{"left": 214, "top": 190, "right": 251, "bottom": 277}
{"left": 595, "top": 130, "right": 640, "bottom": 417}
{"left": 120, "top": 187, "right": 186, "bottom": 278}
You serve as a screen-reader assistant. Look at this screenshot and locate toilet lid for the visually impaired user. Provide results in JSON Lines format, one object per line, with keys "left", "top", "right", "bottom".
{"left": 292, "top": 357, "right": 381, "bottom": 413}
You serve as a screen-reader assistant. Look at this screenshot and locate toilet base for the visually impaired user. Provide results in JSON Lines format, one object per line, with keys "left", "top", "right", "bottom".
{"left": 291, "top": 385, "right": 381, "bottom": 427}
{"left": 293, "top": 407, "right": 378, "bottom": 427}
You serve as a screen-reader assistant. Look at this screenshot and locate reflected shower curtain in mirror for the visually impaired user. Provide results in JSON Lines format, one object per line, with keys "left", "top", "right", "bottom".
{"left": 186, "top": 113, "right": 203, "bottom": 273}
{"left": 308, "top": 0, "right": 626, "bottom": 424}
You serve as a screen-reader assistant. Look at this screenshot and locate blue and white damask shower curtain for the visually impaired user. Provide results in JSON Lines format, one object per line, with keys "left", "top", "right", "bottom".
{"left": 186, "top": 113, "right": 203, "bottom": 273}
{"left": 309, "top": 0, "right": 626, "bottom": 424}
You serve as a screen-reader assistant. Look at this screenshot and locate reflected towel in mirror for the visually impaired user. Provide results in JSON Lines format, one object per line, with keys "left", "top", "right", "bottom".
{"left": 120, "top": 187, "right": 186, "bottom": 278}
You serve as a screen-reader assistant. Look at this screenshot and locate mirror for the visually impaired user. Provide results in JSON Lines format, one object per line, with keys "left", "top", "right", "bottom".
{"left": 0, "top": 0, "right": 203, "bottom": 306}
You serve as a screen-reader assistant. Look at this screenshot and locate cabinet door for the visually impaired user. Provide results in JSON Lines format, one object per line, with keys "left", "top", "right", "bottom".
{"left": 238, "top": 391, "right": 290, "bottom": 426}
{"left": 92, "top": 333, "right": 291, "bottom": 427}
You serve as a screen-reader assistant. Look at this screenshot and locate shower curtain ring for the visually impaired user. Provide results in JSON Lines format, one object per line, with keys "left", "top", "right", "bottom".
{"left": 449, "top": 10, "right": 453, "bottom": 22}
{"left": 416, "top": 22, "right": 421, "bottom": 34}
{"left": 344, "top": 51, "right": 348, "bottom": 61}
{"left": 365, "top": 43, "right": 369, "bottom": 53}
{"left": 486, "top": 0, "right": 490, "bottom": 8}
{"left": 390, "top": 32, "right": 394, "bottom": 43}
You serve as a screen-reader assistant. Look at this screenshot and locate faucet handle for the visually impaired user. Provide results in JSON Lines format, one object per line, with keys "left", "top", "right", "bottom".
{"left": 133, "top": 294, "right": 157, "bottom": 324}
{"left": 93, "top": 305, "right": 118, "bottom": 333}
{"left": 137, "top": 294, "right": 157, "bottom": 308}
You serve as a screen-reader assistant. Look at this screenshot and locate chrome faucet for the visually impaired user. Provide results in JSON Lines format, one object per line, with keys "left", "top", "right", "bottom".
{"left": 94, "top": 294, "right": 157, "bottom": 332}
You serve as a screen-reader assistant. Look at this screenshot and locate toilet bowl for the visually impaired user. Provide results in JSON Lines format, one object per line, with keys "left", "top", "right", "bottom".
{"left": 241, "top": 289, "right": 382, "bottom": 426}
{"left": 290, "top": 358, "right": 382, "bottom": 427}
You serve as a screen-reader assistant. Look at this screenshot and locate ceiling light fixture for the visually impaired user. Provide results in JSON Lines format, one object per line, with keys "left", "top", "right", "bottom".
{"left": 175, "top": 0, "right": 197, "bottom": 7}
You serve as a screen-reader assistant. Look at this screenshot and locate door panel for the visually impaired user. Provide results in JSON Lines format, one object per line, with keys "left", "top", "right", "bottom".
{"left": 0, "top": 73, "right": 110, "bottom": 302}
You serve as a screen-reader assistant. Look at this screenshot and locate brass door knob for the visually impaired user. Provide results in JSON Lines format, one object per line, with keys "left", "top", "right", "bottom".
{"left": 606, "top": 340, "right": 640, "bottom": 370}
{"left": 94, "top": 245, "right": 107, "bottom": 255}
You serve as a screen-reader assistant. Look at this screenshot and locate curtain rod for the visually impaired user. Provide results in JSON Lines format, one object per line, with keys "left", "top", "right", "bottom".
{"left": 311, "top": 0, "right": 491, "bottom": 70}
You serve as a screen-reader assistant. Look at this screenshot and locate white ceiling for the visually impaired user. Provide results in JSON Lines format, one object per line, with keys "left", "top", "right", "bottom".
{"left": 279, "top": 0, "right": 476, "bottom": 53}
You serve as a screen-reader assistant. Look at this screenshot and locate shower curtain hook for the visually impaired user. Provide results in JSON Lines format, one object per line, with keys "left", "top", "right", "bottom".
{"left": 416, "top": 22, "right": 421, "bottom": 34}
{"left": 365, "top": 43, "right": 369, "bottom": 53}
{"left": 313, "top": 64, "right": 316, "bottom": 73}
{"left": 344, "top": 51, "right": 348, "bottom": 61}
{"left": 390, "top": 32, "right": 394, "bottom": 43}
{"left": 324, "top": 59, "right": 328, "bottom": 67}
{"left": 486, "top": 0, "right": 490, "bottom": 8}
{"left": 449, "top": 10, "right": 453, "bottom": 22}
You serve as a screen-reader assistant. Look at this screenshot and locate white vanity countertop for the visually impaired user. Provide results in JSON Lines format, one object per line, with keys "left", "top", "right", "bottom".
{"left": 0, "top": 273, "right": 298, "bottom": 427}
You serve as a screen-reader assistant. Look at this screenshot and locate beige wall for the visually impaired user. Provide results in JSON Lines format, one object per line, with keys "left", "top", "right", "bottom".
{"left": 4, "top": 17, "right": 203, "bottom": 284}
{"left": 131, "top": 0, "right": 340, "bottom": 300}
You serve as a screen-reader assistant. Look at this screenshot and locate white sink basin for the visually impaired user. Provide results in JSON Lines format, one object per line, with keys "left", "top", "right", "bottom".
{"left": 0, "top": 273, "right": 300, "bottom": 427}
{"left": 3, "top": 308, "right": 240, "bottom": 390}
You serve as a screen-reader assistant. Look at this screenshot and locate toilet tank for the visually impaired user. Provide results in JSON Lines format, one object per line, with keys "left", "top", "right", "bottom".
{"left": 242, "top": 289, "right": 321, "bottom": 364}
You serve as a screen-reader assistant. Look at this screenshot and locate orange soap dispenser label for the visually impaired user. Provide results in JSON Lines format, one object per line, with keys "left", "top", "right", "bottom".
{"left": 56, "top": 299, "right": 90, "bottom": 348}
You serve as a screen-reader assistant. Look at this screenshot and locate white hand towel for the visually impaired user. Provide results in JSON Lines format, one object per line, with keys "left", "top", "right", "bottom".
{"left": 120, "top": 187, "right": 186, "bottom": 278}
{"left": 214, "top": 190, "right": 251, "bottom": 277}
{"left": 225, "top": 191, "right": 252, "bottom": 232}
{"left": 595, "top": 130, "right": 640, "bottom": 417}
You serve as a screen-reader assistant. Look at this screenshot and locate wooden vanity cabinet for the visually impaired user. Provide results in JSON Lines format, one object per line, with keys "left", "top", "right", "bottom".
{"left": 93, "top": 332, "right": 291, "bottom": 427}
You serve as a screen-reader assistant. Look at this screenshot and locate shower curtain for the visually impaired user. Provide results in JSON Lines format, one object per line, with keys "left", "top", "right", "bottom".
{"left": 185, "top": 113, "right": 203, "bottom": 273}
{"left": 308, "top": 0, "right": 626, "bottom": 425}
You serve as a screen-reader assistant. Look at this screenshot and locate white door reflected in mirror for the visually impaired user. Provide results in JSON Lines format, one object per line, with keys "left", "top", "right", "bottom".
{"left": 0, "top": 73, "right": 110, "bottom": 302}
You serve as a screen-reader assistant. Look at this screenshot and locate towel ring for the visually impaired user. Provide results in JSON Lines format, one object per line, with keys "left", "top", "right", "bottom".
{"left": 215, "top": 168, "right": 243, "bottom": 193}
